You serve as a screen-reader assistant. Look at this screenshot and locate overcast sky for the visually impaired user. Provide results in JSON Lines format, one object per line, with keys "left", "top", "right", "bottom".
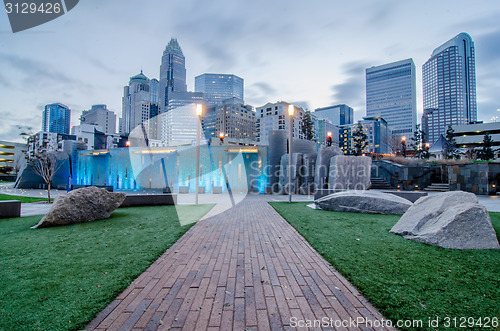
{"left": 1, "top": 0, "right": 499, "bottom": 142}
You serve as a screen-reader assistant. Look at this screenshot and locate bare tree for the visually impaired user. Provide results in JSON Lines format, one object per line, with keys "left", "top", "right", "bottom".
{"left": 26, "top": 135, "right": 64, "bottom": 203}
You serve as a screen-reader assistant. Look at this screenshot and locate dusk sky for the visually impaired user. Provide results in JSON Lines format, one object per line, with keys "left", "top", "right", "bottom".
{"left": 1, "top": 0, "right": 499, "bottom": 141}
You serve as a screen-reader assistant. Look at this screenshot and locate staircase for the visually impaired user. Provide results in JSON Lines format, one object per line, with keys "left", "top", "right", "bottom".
{"left": 370, "top": 177, "right": 392, "bottom": 189}
{"left": 424, "top": 183, "right": 450, "bottom": 192}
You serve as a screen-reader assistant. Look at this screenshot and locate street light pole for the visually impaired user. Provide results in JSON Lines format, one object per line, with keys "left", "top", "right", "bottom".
{"left": 195, "top": 104, "right": 202, "bottom": 205}
{"left": 288, "top": 104, "right": 294, "bottom": 203}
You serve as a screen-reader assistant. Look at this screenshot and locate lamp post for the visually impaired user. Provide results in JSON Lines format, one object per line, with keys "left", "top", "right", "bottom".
{"left": 288, "top": 104, "right": 294, "bottom": 203}
{"left": 401, "top": 136, "right": 406, "bottom": 158}
{"left": 326, "top": 131, "right": 332, "bottom": 146}
{"left": 195, "top": 104, "right": 202, "bottom": 205}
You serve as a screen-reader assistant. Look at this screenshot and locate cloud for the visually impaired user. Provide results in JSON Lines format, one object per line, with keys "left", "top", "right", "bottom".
{"left": 475, "top": 29, "right": 500, "bottom": 66}
{"left": 245, "top": 82, "right": 278, "bottom": 107}
{"left": 330, "top": 61, "right": 372, "bottom": 111}
{"left": 0, "top": 52, "right": 93, "bottom": 92}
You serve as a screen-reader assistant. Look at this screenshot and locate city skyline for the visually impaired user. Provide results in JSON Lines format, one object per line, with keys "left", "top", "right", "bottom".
{"left": 1, "top": 0, "right": 499, "bottom": 142}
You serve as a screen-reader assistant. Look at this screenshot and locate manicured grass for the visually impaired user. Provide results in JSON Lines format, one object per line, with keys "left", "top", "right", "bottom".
{"left": 270, "top": 202, "right": 500, "bottom": 330}
{"left": 0, "top": 193, "right": 52, "bottom": 203}
{"left": 0, "top": 204, "right": 214, "bottom": 331}
{"left": 0, "top": 180, "right": 14, "bottom": 183}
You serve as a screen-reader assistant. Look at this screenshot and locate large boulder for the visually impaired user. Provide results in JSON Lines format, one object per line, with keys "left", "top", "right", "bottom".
{"left": 315, "top": 190, "right": 412, "bottom": 215}
{"left": 31, "top": 187, "right": 126, "bottom": 229}
{"left": 390, "top": 191, "right": 500, "bottom": 249}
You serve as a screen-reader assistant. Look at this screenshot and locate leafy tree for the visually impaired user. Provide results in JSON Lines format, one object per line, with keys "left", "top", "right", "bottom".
{"left": 410, "top": 124, "right": 426, "bottom": 159}
{"left": 26, "top": 134, "right": 65, "bottom": 203}
{"left": 444, "top": 125, "right": 461, "bottom": 159}
{"left": 352, "top": 123, "right": 368, "bottom": 156}
{"left": 301, "top": 111, "right": 315, "bottom": 141}
{"left": 478, "top": 132, "right": 495, "bottom": 161}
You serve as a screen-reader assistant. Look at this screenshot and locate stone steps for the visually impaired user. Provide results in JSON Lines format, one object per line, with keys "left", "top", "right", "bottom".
{"left": 424, "top": 183, "right": 450, "bottom": 192}
{"left": 370, "top": 178, "right": 392, "bottom": 189}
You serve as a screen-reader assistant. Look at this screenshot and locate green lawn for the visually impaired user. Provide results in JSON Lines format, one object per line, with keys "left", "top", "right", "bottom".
{"left": 0, "top": 180, "right": 14, "bottom": 183}
{"left": 0, "top": 204, "right": 214, "bottom": 331}
{"left": 270, "top": 202, "right": 500, "bottom": 331}
{"left": 0, "top": 193, "right": 52, "bottom": 203}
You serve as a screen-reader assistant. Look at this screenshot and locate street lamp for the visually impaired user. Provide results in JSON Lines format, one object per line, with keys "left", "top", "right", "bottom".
{"left": 288, "top": 104, "right": 294, "bottom": 203}
{"left": 195, "top": 103, "right": 202, "bottom": 205}
{"left": 326, "top": 131, "right": 332, "bottom": 146}
{"left": 401, "top": 136, "right": 407, "bottom": 158}
{"left": 219, "top": 132, "right": 225, "bottom": 144}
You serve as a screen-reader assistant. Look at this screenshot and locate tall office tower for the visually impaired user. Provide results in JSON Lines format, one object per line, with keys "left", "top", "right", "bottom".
{"left": 80, "top": 104, "right": 117, "bottom": 134}
{"left": 159, "top": 38, "right": 187, "bottom": 112}
{"left": 195, "top": 73, "right": 244, "bottom": 107}
{"left": 120, "top": 71, "right": 159, "bottom": 140}
{"left": 42, "top": 103, "right": 71, "bottom": 134}
{"left": 422, "top": 33, "right": 477, "bottom": 145}
{"left": 366, "top": 59, "right": 417, "bottom": 142}
{"left": 255, "top": 101, "right": 306, "bottom": 144}
{"left": 313, "top": 104, "right": 353, "bottom": 126}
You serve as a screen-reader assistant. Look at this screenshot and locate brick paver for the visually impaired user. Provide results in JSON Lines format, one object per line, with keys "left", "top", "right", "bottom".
{"left": 87, "top": 195, "right": 395, "bottom": 330}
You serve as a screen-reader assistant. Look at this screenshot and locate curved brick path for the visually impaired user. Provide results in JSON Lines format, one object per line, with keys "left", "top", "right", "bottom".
{"left": 87, "top": 195, "right": 395, "bottom": 330}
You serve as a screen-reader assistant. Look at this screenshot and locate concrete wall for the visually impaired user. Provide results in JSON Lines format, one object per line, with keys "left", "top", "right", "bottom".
{"left": 449, "top": 162, "right": 500, "bottom": 195}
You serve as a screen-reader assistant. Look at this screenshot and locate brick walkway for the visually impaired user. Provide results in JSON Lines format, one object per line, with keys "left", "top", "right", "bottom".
{"left": 87, "top": 195, "right": 394, "bottom": 330}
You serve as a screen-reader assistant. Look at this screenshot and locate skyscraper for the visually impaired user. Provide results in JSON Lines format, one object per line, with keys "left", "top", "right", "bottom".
{"left": 195, "top": 73, "right": 244, "bottom": 107}
{"left": 42, "top": 103, "right": 71, "bottom": 134}
{"left": 313, "top": 104, "right": 353, "bottom": 126}
{"left": 366, "top": 59, "right": 417, "bottom": 141}
{"left": 120, "top": 71, "right": 159, "bottom": 140}
{"left": 159, "top": 38, "right": 187, "bottom": 111}
{"left": 422, "top": 33, "right": 477, "bottom": 145}
{"left": 80, "top": 104, "right": 117, "bottom": 134}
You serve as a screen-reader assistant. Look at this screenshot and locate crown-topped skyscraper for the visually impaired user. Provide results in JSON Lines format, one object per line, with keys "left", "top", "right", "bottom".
{"left": 159, "top": 38, "right": 188, "bottom": 111}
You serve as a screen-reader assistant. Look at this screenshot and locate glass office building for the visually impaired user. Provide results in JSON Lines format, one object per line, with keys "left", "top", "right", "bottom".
{"left": 366, "top": 59, "right": 416, "bottom": 140}
{"left": 313, "top": 104, "right": 353, "bottom": 126}
{"left": 422, "top": 33, "right": 477, "bottom": 145}
{"left": 195, "top": 74, "right": 244, "bottom": 107}
{"left": 42, "top": 103, "right": 71, "bottom": 135}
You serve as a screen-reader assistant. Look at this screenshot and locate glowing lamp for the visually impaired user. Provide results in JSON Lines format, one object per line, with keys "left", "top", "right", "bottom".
{"left": 288, "top": 104, "right": 294, "bottom": 116}
{"left": 327, "top": 131, "right": 332, "bottom": 137}
{"left": 196, "top": 104, "right": 203, "bottom": 116}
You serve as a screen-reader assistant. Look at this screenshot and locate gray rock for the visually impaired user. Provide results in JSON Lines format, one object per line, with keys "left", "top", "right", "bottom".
{"left": 279, "top": 153, "right": 303, "bottom": 194}
{"left": 390, "top": 191, "right": 500, "bottom": 249}
{"left": 314, "top": 145, "right": 343, "bottom": 190}
{"left": 315, "top": 190, "right": 412, "bottom": 215}
{"left": 31, "top": 187, "right": 126, "bottom": 229}
{"left": 329, "top": 155, "right": 372, "bottom": 191}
